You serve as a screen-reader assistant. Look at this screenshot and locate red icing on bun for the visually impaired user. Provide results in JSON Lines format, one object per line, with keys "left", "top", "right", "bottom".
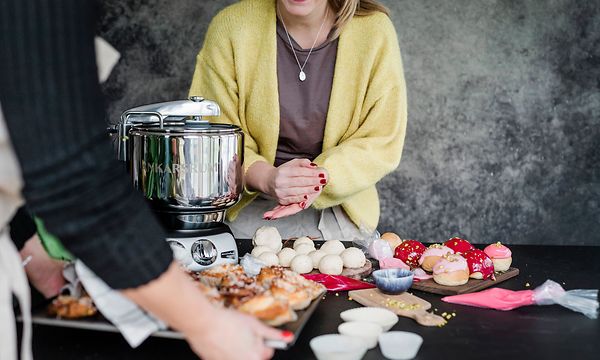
{"left": 393, "top": 240, "right": 426, "bottom": 268}
{"left": 443, "top": 237, "right": 475, "bottom": 255}
{"left": 463, "top": 249, "right": 495, "bottom": 280}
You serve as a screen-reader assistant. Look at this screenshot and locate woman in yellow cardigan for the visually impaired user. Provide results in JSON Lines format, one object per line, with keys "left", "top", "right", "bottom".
{"left": 190, "top": 0, "right": 407, "bottom": 241}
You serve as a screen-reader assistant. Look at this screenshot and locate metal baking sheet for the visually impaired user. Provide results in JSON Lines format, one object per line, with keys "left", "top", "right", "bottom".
{"left": 29, "top": 290, "right": 326, "bottom": 350}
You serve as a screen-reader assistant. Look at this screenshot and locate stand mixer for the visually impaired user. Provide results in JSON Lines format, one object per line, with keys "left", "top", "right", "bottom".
{"left": 114, "top": 96, "right": 243, "bottom": 271}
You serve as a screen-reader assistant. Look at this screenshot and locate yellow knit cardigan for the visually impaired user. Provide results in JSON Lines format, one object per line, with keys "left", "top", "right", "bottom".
{"left": 189, "top": 0, "right": 407, "bottom": 230}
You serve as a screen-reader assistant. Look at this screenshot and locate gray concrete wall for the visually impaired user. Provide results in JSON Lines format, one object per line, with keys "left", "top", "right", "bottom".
{"left": 98, "top": 0, "right": 600, "bottom": 245}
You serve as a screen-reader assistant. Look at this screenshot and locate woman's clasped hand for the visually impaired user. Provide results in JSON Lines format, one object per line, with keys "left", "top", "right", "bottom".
{"left": 260, "top": 159, "right": 328, "bottom": 220}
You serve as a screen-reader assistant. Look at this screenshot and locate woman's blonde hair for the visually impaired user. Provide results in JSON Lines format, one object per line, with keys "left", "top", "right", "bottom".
{"left": 329, "top": 0, "right": 390, "bottom": 38}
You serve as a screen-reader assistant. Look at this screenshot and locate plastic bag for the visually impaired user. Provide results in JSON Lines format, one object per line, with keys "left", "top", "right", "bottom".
{"left": 532, "top": 279, "right": 599, "bottom": 319}
{"left": 240, "top": 253, "right": 267, "bottom": 277}
{"left": 351, "top": 223, "right": 399, "bottom": 261}
{"left": 442, "top": 279, "right": 598, "bottom": 319}
{"left": 369, "top": 239, "right": 394, "bottom": 261}
{"left": 302, "top": 274, "right": 375, "bottom": 292}
{"left": 351, "top": 223, "right": 380, "bottom": 256}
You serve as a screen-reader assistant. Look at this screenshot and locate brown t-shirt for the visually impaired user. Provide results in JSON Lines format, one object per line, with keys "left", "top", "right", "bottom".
{"left": 275, "top": 20, "right": 338, "bottom": 167}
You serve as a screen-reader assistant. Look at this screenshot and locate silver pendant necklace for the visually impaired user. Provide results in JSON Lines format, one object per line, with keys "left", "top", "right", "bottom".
{"left": 278, "top": 6, "right": 329, "bottom": 82}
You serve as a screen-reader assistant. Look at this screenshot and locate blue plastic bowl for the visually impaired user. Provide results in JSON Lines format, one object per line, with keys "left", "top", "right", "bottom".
{"left": 372, "top": 269, "right": 414, "bottom": 295}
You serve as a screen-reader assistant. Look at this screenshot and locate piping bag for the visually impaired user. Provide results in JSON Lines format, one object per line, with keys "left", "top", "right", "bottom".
{"left": 302, "top": 274, "right": 375, "bottom": 292}
{"left": 441, "top": 279, "right": 598, "bottom": 319}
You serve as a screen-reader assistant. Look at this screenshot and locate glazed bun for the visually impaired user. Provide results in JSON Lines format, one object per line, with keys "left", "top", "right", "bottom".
{"left": 483, "top": 242, "right": 513, "bottom": 272}
{"left": 418, "top": 244, "right": 454, "bottom": 272}
{"left": 432, "top": 269, "right": 469, "bottom": 286}
{"left": 432, "top": 254, "right": 469, "bottom": 286}
{"left": 492, "top": 257, "right": 512, "bottom": 272}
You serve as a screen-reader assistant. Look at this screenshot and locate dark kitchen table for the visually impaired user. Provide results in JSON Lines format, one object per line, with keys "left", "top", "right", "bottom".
{"left": 29, "top": 242, "right": 600, "bottom": 360}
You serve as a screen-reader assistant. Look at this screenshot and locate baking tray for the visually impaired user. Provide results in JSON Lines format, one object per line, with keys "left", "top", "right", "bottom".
{"left": 29, "top": 290, "right": 326, "bottom": 350}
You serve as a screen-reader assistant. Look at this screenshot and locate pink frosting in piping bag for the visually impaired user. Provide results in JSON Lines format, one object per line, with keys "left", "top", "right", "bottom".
{"left": 442, "top": 288, "right": 535, "bottom": 310}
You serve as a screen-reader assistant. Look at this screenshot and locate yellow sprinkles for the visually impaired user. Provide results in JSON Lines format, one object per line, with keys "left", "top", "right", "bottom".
{"left": 384, "top": 299, "right": 422, "bottom": 311}
{"left": 436, "top": 310, "right": 457, "bottom": 327}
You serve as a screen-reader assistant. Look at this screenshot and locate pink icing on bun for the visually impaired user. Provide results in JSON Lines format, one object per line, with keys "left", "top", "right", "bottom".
{"left": 418, "top": 244, "right": 454, "bottom": 265}
{"left": 380, "top": 257, "right": 411, "bottom": 270}
{"left": 484, "top": 242, "right": 512, "bottom": 259}
{"left": 433, "top": 254, "right": 468, "bottom": 274}
{"left": 412, "top": 268, "right": 433, "bottom": 281}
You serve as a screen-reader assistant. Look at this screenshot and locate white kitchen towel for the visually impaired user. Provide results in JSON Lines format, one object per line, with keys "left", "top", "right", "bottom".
{"left": 0, "top": 105, "right": 31, "bottom": 360}
{"left": 73, "top": 261, "right": 167, "bottom": 347}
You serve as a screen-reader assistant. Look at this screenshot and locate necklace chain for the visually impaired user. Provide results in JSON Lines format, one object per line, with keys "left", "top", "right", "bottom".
{"left": 278, "top": 6, "right": 329, "bottom": 81}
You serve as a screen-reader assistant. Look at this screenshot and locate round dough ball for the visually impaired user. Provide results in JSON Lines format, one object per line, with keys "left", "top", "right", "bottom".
{"left": 318, "top": 254, "right": 344, "bottom": 275}
{"left": 277, "top": 248, "right": 297, "bottom": 267}
{"left": 381, "top": 232, "right": 403, "bottom": 251}
{"left": 293, "top": 236, "right": 314, "bottom": 250}
{"left": 290, "top": 255, "right": 313, "bottom": 274}
{"left": 252, "top": 226, "right": 282, "bottom": 252}
{"left": 320, "top": 240, "right": 345, "bottom": 255}
{"left": 258, "top": 252, "right": 279, "bottom": 267}
{"left": 340, "top": 247, "right": 367, "bottom": 269}
{"left": 295, "top": 243, "right": 315, "bottom": 255}
{"left": 251, "top": 245, "right": 273, "bottom": 258}
{"left": 308, "top": 250, "right": 327, "bottom": 269}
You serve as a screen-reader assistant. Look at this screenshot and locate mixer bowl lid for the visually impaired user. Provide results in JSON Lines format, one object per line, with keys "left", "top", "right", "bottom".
{"left": 130, "top": 122, "right": 242, "bottom": 136}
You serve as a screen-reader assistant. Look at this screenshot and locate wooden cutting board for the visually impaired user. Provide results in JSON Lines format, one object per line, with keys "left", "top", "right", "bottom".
{"left": 411, "top": 267, "right": 520, "bottom": 295}
{"left": 348, "top": 288, "right": 446, "bottom": 327}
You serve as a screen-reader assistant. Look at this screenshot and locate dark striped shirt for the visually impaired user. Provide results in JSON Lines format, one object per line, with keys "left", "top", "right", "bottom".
{"left": 0, "top": 0, "right": 172, "bottom": 289}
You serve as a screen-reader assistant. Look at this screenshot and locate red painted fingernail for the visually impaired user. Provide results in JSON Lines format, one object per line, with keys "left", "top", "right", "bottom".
{"left": 320, "top": 179, "right": 326, "bottom": 184}
{"left": 319, "top": 173, "right": 325, "bottom": 178}
{"left": 303, "top": 195, "right": 308, "bottom": 200}
{"left": 300, "top": 201, "right": 306, "bottom": 209}
{"left": 310, "top": 162, "right": 317, "bottom": 167}
{"left": 282, "top": 330, "right": 294, "bottom": 338}
{"left": 314, "top": 186, "right": 320, "bottom": 191}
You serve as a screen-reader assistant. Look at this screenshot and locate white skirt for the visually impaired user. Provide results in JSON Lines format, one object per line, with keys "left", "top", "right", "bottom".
{"left": 226, "top": 195, "right": 363, "bottom": 241}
